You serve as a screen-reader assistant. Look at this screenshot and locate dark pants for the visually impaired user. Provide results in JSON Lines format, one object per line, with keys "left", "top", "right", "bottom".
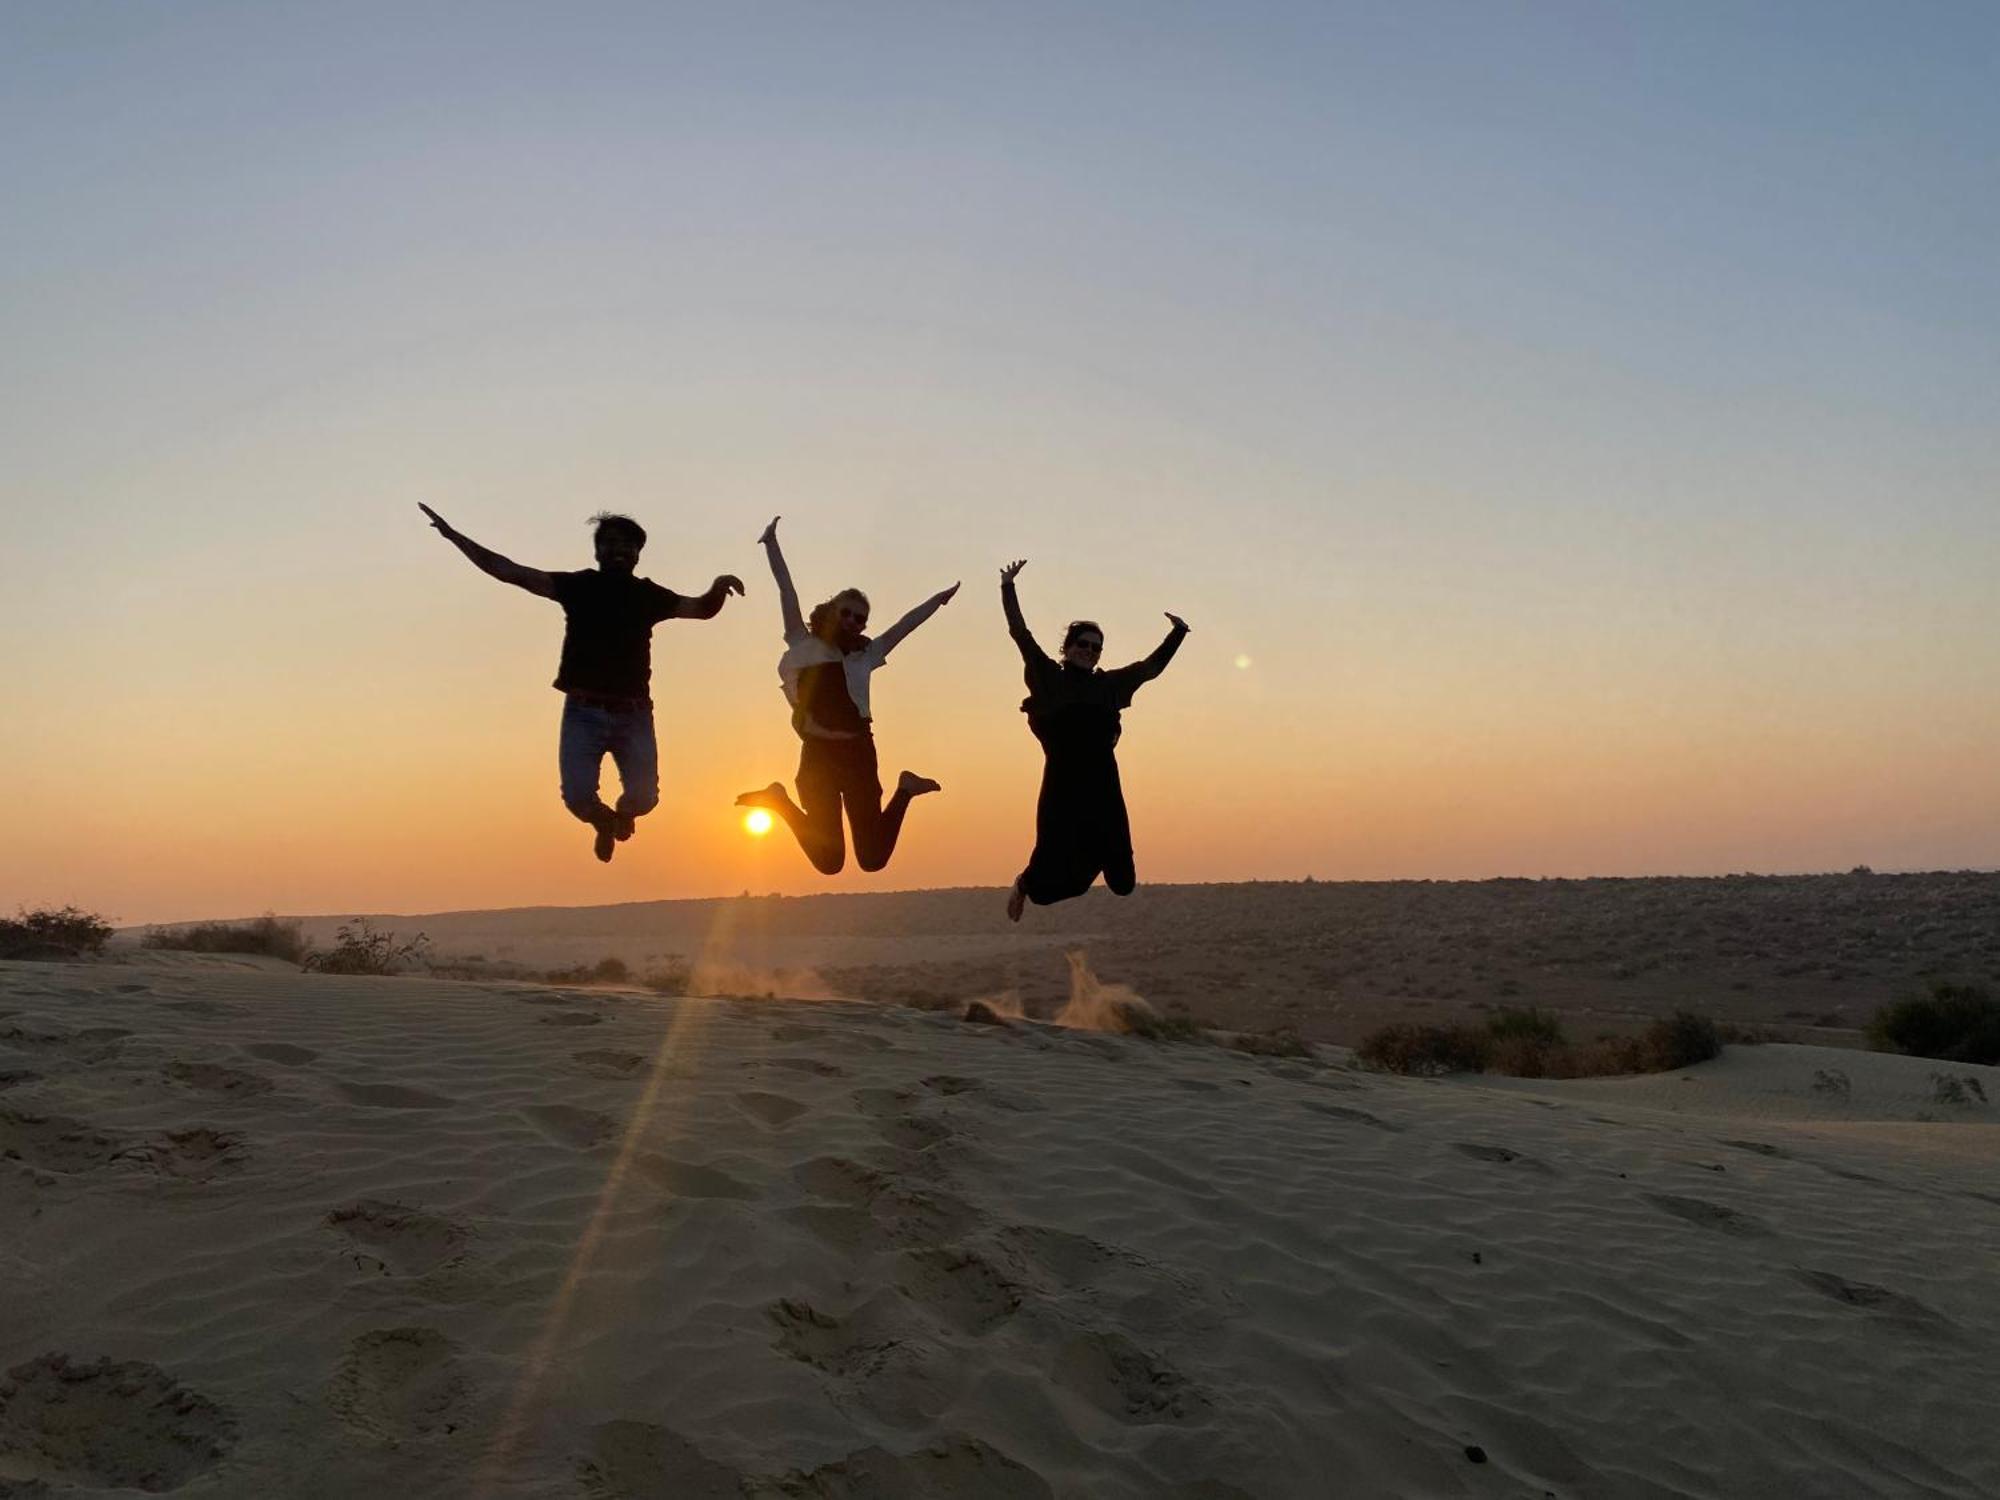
{"left": 1021, "top": 746, "right": 1135, "bottom": 905}
{"left": 772, "top": 735, "right": 912, "bottom": 875}
{"left": 558, "top": 698, "right": 659, "bottom": 826}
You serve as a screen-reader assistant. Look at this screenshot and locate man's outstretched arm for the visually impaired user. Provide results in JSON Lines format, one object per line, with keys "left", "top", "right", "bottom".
{"left": 759, "top": 516, "right": 808, "bottom": 642}
{"left": 873, "top": 580, "right": 961, "bottom": 660}
{"left": 999, "top": 559, "right": 1052, "bottom": 667}
{"left": 419, "top": 504, "right": 555, "bottom": 598}
{"left": 669, "top": 573, "right": 747, "bottom": 620}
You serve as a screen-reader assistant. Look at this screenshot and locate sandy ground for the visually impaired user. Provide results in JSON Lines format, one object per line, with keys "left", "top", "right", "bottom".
{"left": 3, "top": 950, "right": 1998, "bottom": 1498}
{"left": 245, "top": 870, "right": 2000, "bottom": 1047}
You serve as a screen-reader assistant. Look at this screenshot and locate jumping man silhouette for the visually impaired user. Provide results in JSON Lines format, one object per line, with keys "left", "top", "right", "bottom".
{"left": 420, "top": 504, "right": 743, "bottom": 862}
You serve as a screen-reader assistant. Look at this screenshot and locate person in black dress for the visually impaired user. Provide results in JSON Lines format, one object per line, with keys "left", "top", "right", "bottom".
{"left": 737, "top": 516, "right": 957, "bottom": 874}
{"left": 999, "top": 558, "right": 1188, "bottom": 920}
{"left": 420, "top": 504, "right": 743, "bottom": 863}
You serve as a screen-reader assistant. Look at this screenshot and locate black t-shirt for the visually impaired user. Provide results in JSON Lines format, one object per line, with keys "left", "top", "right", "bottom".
{"left": 549, "top": 570, "right": 685, "bottom": 701}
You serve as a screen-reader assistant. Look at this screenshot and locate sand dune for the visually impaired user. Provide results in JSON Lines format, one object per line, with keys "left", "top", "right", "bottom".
{"left": 3, "top": 952, "right": 1997, "bottom": 1497}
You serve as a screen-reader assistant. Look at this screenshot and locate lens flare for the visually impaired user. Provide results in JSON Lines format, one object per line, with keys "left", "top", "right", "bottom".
{"left": 743, "top": 808, "right": 774, "bottom": 836}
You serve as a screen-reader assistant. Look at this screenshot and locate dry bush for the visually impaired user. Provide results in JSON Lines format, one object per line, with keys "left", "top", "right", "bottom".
{"left": 1869, "top": 982, "right": 2000, "bottom": 1066}
{"left": 302, "top": 920, "right": 429, "bottom": 976}
{"left": 1356, "top": 1022, "right": 1492, "bottom": 1076}
{"left": 144, "top": 914, "right": 306, "bottom": 965}
{"left": 0, "top": 904, "right": 114, "bottom": 960}
{"left": 1362, "top": 1008, "right": 1726, "bottom": 1079}
{"left": 1119, "top": 1009, "right": 1206, "bottom": 1043}
{"left": 638, "top": 959, "right": 691, "bottom": 996}
{"left": 543, "top": 955, "right": 631, "bottom": 985}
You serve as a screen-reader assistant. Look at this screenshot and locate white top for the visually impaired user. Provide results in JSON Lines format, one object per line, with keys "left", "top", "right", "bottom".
{"left": 778, "top": 635, "right": 886, "bottom": 722}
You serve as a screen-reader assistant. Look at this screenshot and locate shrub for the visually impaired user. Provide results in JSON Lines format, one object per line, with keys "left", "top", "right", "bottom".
{"left": 543, "top": 956, "right": 631, "bottom": 985}
{"left": 1643, "top": 1011, "right": 1723, "bottom": 1070}
{"left": 1356, "top": 1022, "right": 1491, "bottom": 1076}
{"left": 1868, "top": 982, "right": 2000, "bottom": 1066}
{"left": 303, "top": 919, "right": 429, "bottom": 976}
{"left": 0, "top": 904, "right": 114, "bottom": 959}
{"left": 1120, "top": 1009, "right": 1205, "bottom": 1043}
{"left": 143, "top": 914, "right": 307, "bottom": 965}
{"left": 1487, "top": 1007, "right": 1564, "bottom": 1046}
{"left": 638, "top": 959, "right": 691, "bottom": 996}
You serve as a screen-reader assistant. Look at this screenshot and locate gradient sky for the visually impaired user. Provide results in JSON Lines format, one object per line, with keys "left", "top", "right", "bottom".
{"left": 4, "top": 2, "right": 1997, "bottom": 925}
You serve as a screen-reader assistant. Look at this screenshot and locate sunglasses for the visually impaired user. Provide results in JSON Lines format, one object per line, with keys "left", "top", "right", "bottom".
{"left": 1071, "top": 638, "right": 1104, "bottom": 654}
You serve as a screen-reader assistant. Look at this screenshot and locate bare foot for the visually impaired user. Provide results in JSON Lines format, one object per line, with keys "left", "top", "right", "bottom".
{"left": 1005, "top": 876, "right": 1027, "bottom": 923}
{"left": 897, "top": 771, "right": 942, "bottom": 798}
{"left": 736, "top": 782, "right": 788, "bottom": 809}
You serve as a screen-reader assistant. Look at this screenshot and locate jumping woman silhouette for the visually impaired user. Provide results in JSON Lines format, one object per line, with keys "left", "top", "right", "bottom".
{"left": 737, "top": 517, "right": 957, "bottom": 874}
{"left": 999, "top": 558, "right": 1187, "bottom": 920}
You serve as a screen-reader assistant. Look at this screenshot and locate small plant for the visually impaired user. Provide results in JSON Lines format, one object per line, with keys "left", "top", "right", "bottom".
{"left": 638, "top": 959, "right": 692, "bottom": 996}
{"left": 0, "top": 904, "right": 114, "bottom": 960}
{"left": 1356, "top": 1022, "right": 1491, "bottom": 1076}
{"left": 1487, "top": 1007, "right": 1565, "bottom": 1046}
{"left": 143, "top": 914, "right": 307, "bottom": 965}
{"left": 1642, "top": 1011, "right": 1722, "bottom": 1070}
{"left": 543, "top": 955, "right": 632, "bottom": 985}
{"left": 303, "top": 919, "right": 429, "bottom": 976}
{"left": 1867, "top": 981, "right": 2000, "bottom": 1066}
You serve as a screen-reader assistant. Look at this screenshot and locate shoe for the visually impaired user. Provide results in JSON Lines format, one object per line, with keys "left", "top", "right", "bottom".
{"left": 591, "top": 811, "right": 616, "bottom": 863}
{"left": 612, "top": 811, "right": 636, "bottom": 842}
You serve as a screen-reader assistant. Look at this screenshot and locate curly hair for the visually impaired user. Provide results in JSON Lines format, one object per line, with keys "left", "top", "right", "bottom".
{"left": 588, "top": 512, "right": 647, "bottom": 549}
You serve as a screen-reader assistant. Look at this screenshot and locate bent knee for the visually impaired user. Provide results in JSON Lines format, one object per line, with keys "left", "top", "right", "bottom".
{"left": 1105, "top": 872, "right": 1137, "bottom": 896}
{"left": 808, "top": 849, "right": 847, "bottom": 875}
{"left": 855, "top": 852, "right": 890, "bottom": 873}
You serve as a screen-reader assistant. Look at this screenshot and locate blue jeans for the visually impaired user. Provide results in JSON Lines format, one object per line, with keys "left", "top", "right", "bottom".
{"left": 559, "top": 699, "right": 659, "bottom": 825}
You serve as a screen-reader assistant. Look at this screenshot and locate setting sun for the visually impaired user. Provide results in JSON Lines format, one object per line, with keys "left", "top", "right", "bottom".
{"left": 743, "top": 808, "right": 774, "bottom": 837}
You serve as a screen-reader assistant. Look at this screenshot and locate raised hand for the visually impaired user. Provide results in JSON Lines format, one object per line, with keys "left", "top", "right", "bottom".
{"left": 758, "top": 515, "right": 781, "bottom": 546}
{"left": 1000, "top": 559, "right": 1027, "bottom": 583}
{"left": 936, "top": 582, "right": 961, "bottom": 605}
{"left": 418, "top": 502, "right": 455, "bottom": 537}
{"left": 714, "top": 574, "right": 747, "bottom": 598}
{"left": 1165, "top": 612, "right": 1190, "bottom": 633}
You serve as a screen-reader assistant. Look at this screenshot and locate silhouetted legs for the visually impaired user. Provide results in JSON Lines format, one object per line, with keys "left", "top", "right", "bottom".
{"left": 1012, "top": 748, "right": 1134, "bottom": 912}
{"left": 740, "top": 738, "right": 935, "bottom": 875}
{"left": 559, "top": 699, "right": 660, "bottom": 862}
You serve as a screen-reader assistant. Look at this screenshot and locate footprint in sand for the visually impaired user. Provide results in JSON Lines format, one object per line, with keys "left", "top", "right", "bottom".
{"left": 1302, "top": 1100, "right": 1404, "bottom": 1132}
{"left": 580, "top": 1420, "right": 745, "bottom": 1499}
{"left": 326, "top": 1200, "right": 470, "bottom": 1277}
{"left": 762, "top": 1056, "right": 846, "bottom": 1077}
{"left": 1173, "top": 1078, "right": 1224, "bottom": 1093}
{"left": 164, "top": 1059, "right": 273, "bottom": 1098}
{"left": 118, "top": 1128, "right": 245, "bottom": 1181}
{"left": 776, "top": 1435, "right": 1052, "bottom": 1500}
{"left": 853, "top": 1089, "right": 954, "bottom": 1151}
{"left": 1790, "top": 1269, "right": 1950, "bottom": 1333}
{"left": 894, "top": 1247, "right": 1021, "bottom": 1335}
{"left": 1644, "top": 1192, "right": 1773, "bottom": 1238}
{"left": 1051, "top": 1330, "right": 1212, "bottom": 1425}
{"left": 0, "top": 1353, "right": 236, "bottom": 1492}
{"left": 1452, "top": 1142, "right": 1554, "bottom": 1174}
{"left": 997, "top": 1225, "right": 1127, "bottom": 1290}
{"left": 573, "top": 1049, "right": 648, "bottom": 1078}
{"left": 734, "top": 1091, "right": 809, "bottom": 1128}
{"left": 325, "top": 1327, "right": 470, "bottom": 1442}
{"left": 0, "top": 1107, "right": 126, "bottom": 1176}
{"left": 0, "top": 1068, "right": 43, "bottom": 1091}
{"left": 632, "top": 1153, "right": 757, "bottom": 1200}
{"left": 767, "top": 1297, "right": 899, "bottom": 1377}
{"left": 1719, "top": 1139, "right": 1788, "bottom": 1158}
{"left": 333, "top": 1080, "right": 456, "bottom": 1110}
{"left": 787, "top": 1156, "right": 979, "bottom": 1254}
{"left": 524, "top": 1104, "right": 618, "bottom": 1148}
{"left": 242, "top": 1042, "right": 319, "bottom": 1067}
{"left": 539, "top": 1011, "right": 605, "bottom": 1027}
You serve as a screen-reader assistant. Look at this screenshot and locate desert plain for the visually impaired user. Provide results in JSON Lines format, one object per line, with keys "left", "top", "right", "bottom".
{"left": 3, "top": 872, "right": 1998, "bottom": 1497}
